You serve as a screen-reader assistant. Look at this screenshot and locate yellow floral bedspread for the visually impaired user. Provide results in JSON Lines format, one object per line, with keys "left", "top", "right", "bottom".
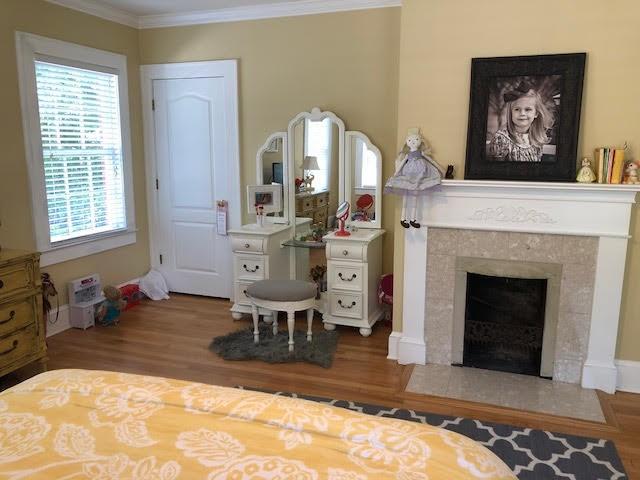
{"left": 0, "top": 369, "right": 516, "bottom": 479}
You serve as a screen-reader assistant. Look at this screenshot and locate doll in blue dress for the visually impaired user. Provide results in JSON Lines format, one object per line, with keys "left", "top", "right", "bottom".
{"left": 384, "top": 132, "right": 444, "bottom": 228}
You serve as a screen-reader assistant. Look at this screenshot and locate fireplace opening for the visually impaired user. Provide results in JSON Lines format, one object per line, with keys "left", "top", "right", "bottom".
{"left": 463, "top": 273, "right": 547, "bottom": 376}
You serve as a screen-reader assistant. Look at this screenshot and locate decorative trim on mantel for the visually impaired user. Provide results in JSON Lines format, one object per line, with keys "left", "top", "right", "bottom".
{"left": 45, "top": 0, "right": 401, "bottom": 29}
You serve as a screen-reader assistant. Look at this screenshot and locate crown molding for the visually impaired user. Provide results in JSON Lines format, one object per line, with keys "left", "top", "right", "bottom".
{"left": 45, "top": 0, "right": 140, "bottom": 28}
{"left": 47, "top": 0, "right": 401, "bottom": 30}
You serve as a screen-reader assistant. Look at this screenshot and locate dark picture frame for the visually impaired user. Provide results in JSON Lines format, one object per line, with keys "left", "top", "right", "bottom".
{"left": 464, "top": 53, "right": 586, "bottom": 182}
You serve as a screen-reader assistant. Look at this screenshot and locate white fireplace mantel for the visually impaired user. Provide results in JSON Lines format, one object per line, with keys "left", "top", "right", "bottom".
{"left": 389, "top": 180, "right": 640, "bottom": 393}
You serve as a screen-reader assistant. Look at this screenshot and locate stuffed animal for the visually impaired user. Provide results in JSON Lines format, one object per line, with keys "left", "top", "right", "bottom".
{"left": 96, "top": 285, "right": 126, "bottom": 326}
{"left": 623, "top": 162, "right": 639, "bottom": 184}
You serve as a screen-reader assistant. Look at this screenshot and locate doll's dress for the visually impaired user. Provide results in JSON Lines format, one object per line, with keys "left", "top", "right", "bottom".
{"left": 576, "top": 165, "right": 596, "bottom": 183}
{"left": 384, "top": 149, "right": 442, "bottom": 196}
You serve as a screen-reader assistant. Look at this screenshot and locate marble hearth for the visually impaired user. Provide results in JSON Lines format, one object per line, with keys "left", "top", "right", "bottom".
{"left": 388, "top": 180, "right": 640, "bottom": 394}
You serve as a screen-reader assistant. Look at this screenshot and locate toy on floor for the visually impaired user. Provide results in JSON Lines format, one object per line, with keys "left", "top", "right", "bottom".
{"left": 377, "top": 273, "right": 393, "bottom": 322}
{"left": 96, "top": 285, "right": 126, "bottom": 326}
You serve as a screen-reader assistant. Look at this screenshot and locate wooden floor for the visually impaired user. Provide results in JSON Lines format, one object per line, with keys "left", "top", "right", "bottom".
{"left": 15, "top": 294, "right": 640, "bottom": 478}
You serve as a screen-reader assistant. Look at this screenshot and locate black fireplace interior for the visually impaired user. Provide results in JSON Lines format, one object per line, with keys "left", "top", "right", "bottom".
{"left": 463, "top": 273, "right": 547, "bottom": 376}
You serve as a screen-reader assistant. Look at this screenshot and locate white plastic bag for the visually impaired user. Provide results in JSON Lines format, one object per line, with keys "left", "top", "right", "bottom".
{"left": 139, "top": 269, "right": 170, "bottom": 301}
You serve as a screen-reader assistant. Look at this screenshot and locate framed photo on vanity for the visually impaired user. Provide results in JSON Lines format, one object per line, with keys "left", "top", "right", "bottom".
{"left": 464, "top": 53, "right": 586, "bottom": 182}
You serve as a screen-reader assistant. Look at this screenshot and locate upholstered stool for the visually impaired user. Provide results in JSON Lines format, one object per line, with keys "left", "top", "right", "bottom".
{"left": 246, "top": 280, "right": 317, "bottom": 352}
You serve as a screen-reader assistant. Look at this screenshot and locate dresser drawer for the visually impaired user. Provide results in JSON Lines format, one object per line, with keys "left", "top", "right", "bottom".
{"left": 0, "top": 264, "right": 32, "bottom": 299}
{"left": 301, "top": 197, "right": 314, "bottom": 212}
{"left": 0, "top": 298, "right": 35, "bottom": 337}
{"left": 231, "top": 237, "right": 265, "bottom": 254}
{"left": 0, "top": 325, "right": 37, "bottom": 367}
{"left": 328, "top": 243, "right": 364, "bottom": 261}
{"left": 315, "top": 193, "right": 329, "bottom": 208}
{"left": 234, "top": 280, "right": 254, "bottom": 307}
{"left": 313, "top": 207, "right": 328, "bottom": 225}
{"left": 235, "top": 256, "right": 265, "bottom": 281}
{"left": 330, "top": 263, "right": 363, "bottom": 292}
{"left": 329, "top": 292, "right": 363, "bottom": 319}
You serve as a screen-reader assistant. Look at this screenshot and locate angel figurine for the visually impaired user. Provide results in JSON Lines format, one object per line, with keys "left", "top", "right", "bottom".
{"left": 384, "top": 131, "right": 444, "bottom": 228}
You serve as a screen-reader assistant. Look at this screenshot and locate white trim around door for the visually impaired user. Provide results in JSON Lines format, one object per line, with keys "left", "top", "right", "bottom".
{"left": 140, "top": 60, "right": 241, "bottom": 294}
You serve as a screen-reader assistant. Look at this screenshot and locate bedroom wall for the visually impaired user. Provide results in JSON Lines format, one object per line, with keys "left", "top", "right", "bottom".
{"left": 392, "top": 0, "right": 640, "bottom": 361}
{"left": 138, "top": 7, "right": 401, "bottom": 273}
{"left": 0, "top": 0, "right": 149, "bottom": 301}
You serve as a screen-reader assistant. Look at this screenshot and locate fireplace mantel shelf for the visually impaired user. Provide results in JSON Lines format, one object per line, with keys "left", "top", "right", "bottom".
{"left": 390, "top": 179, "right": 639, "bottom": 394}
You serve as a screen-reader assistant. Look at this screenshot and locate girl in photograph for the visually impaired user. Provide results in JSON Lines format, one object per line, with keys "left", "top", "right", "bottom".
{"left": 488, "top": 86, "right": 554, "bottom": 162}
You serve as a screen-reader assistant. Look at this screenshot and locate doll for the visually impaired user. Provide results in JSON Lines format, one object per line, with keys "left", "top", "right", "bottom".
{"left": 96, "top": 285, "right": 126, "bottom": 326}
{"left": 384, "top": 131, "right": 444, "bottom": 228}
{"left": 623, "top": 161, "right": 639, "bottom": 184}
{"left": 576, "top": 157, "right": 596, "bottom": 183}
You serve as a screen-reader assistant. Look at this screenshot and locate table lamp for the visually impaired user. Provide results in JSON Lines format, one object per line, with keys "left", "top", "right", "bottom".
{"left": 302, "top": 155, "right": 319, "bottom": 192}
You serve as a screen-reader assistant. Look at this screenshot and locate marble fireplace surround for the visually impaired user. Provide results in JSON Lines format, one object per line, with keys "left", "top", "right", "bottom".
{"left": 388, "top": 180, "right": 640, "bottom": 394}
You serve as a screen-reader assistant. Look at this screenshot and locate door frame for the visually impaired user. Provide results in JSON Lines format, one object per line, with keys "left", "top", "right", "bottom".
{"left": 140, "top": 60, "right": 241, "bottom": 276}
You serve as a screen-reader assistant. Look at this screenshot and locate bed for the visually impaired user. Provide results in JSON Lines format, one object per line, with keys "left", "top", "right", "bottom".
{"left": 0, "top": 369, "right": 516, "bottom": 479}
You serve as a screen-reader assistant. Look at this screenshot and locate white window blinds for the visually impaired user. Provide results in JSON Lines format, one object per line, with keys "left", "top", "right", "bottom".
{"left": 35, "top": 60, "right": 126, "bottom": 244}
{"left": 304, "top": 118, "right": 332, "bottom": 191}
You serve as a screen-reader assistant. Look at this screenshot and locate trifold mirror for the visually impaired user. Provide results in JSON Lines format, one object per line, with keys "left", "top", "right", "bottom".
{"left": 255, "top": 107, "right": 383, "bottom": 229}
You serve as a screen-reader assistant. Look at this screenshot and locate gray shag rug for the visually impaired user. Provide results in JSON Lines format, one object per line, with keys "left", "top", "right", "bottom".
{"left": 209, "top": 324, "right": 339, "bottom": 368}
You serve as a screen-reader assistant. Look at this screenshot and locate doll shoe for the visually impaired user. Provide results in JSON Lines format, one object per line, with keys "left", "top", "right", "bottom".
{"left": 410, "top": 220, "right": 421, "bottom": 228}
{"left": 400, "top": 219, "right": 410, "bottom": 228}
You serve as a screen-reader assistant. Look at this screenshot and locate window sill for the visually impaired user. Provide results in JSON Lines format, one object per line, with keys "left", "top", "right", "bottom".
{"left": 40, "top": 230, "right": 137, "bottom": 267}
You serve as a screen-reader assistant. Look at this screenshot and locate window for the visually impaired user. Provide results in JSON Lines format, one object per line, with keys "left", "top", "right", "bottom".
{"left": 16, "top": 33, "right": 135, "bottom": 266}
{"left": 358, "top": 141, "right": 378, "bottom": 188}
{"left": 304, "top": 118, "right": 332, "bottom": 191}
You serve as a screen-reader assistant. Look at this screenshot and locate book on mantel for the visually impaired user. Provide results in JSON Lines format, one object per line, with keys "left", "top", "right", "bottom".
{"left": 595, "top": 146, "right": 625, "bottom": 184}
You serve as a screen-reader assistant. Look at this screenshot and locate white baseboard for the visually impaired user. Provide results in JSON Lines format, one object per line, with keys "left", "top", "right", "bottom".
{"left": 397, "top": 336, "right": 427, "bottom": 365}
{"left": 615, "top": 359, "right": 640, "bottom": 393}
{"left": 387, "top": 331, "right": 401, "bottom": 360}
{"left": 45, "top": 277, "right": 140, "bottom": 338}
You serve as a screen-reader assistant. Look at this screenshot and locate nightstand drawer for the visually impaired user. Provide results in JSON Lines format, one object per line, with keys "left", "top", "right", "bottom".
{"left": 313, "top": 208, "right": 328, "bottom": 225}
{"left": 329, "top": 292, "right": 363, "bottom": 319}
{"left": 328, "top": 243, "right": 364, "bottom": 261}
{"left": 315, "top": 193, "right": 329, "bottom": 208}
{"left": 235, "top": 256, "right": 265, "bottom": 281}
{"left": 330, "top": 263, "right": 363, "bottom": 292}
{"left": 302, "top": 197, "right": 314, "bottom": 212}
{"left": 231, "top": 237, "right": 265, "bottom": 254}
{"left": 0, "top": 298, "right": 35, "bottom": 337}
{"left": 0, "top": 264, "right": 32, "bottom": 300}
{"left": 234, "top": 280, "right": 254, "bottom": 307}
{"left": 0, "top": 325, "right": 37, "bottom": 366}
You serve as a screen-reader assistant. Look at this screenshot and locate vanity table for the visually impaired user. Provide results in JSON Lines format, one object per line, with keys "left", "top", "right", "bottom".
{"left": 231, "top": 109, "right": 385, "bottom": 337}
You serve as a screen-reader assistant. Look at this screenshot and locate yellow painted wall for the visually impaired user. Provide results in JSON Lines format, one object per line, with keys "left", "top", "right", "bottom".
{"left": 0, "top": 0, "right": 149, "bottom": 301}
{"left": 138, "top": 7, "right": 401, "bottom": 273}
{"left": 394, "top": 0, "right": 640, "bottom": 360}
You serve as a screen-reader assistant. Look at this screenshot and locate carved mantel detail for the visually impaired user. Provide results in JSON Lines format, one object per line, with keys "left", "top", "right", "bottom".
{"left": 468, "top": 206, "right": 556, "bottom": 224}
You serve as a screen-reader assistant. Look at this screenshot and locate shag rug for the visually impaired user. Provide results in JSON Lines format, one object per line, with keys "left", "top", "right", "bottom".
{"left": 241, "top": 388, "right": 627, "bottom": 480}
{"left": 210, "top": 324, "right": 339, "bottom": 368}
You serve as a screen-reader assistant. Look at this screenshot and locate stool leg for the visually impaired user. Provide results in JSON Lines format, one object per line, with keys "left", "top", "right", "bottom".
{"left": 287, "top": 310, "right": 295, "bottom": 352}
{"left": 306, "top": 308, "right": 313, "bottom": 342}
{"left": 272, "top": 311, "right": 278, "bottom": 336}
{"left": 251, "top": 304, "right": 259, "bottom": 344}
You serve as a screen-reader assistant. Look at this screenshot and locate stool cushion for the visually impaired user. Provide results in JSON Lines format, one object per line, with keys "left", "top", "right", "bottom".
{"left": 246, "top": 280, "right": 317, "bottom": 302}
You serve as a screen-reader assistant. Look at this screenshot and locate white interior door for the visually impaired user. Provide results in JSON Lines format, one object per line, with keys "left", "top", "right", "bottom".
{"left": 151, "top": 73, "right": 236, "bottom": 297}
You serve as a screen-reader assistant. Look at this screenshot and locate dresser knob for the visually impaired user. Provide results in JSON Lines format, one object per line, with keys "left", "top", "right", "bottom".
{"left": 342, "top": 250, "right": 348, "bottom": 256}
{"left": 244, "top": 243, "right": 250, "bottom": 248}
{"left": 0, "top": 279, "right": 3, "bottom": 289}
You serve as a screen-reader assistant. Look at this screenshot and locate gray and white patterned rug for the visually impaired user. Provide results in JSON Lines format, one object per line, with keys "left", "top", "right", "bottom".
{"left": 244, "top": 389, "right": 627, "bottom": 480}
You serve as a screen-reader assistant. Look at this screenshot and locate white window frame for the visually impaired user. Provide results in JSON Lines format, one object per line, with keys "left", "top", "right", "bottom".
{"left": 16, "top": 32, "right": 136, "bottom": 267}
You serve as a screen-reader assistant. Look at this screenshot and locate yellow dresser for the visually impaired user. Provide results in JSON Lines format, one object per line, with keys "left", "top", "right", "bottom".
{"left": 0, "top": 249, "right": 46, "bottom": 377}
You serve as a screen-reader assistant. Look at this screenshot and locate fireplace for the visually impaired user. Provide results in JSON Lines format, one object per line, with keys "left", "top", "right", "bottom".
{"left": 462, "top": 273, "right": 547, "bottom": 376}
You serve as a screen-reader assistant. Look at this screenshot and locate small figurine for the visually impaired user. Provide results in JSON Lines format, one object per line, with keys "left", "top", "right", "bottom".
{"left": 96, "top": 285, "right": 126, "bottom": 326}
{"left": 623, "top": 161, "right": 639, "bottom": 184}
{"left": 576, "top": 157, "right": 596, "bottom": 183}
{"left": 384, "top": 130, "right": 444, "bottom": 228}
{"left": 445, "top": 165, "right": 455, "bottom": 179}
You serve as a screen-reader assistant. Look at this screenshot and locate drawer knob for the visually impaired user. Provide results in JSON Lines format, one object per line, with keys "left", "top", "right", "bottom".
{"left": 0, "top": 340, "right": 18, "bottom": 356}
{"left": 337, "top": 299, "right": 356, "bottom": 309}
{"left": 0, "top": 279, "right": 3, "bottom": 289}
{"left": 338, "top": 273, "right": 357, "bottom": 282}
{"left": 243, "top": 289, "right": 248, "bottom": 297}
{"left": 0, "top": 311, "right": 15, "bottom": 325}
{"left": 244, "top": 243, "right": 250, "bottom": 248}
{"left": 342, "top": 250, "right": 349, "bottom": 256}
{"left": 243, "top": 264, "right": 259, "bottom": 273}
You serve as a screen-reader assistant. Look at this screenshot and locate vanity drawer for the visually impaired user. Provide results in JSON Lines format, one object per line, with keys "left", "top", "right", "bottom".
{"left": 313, "top": 207, "right": 328, "bottom": 225}
{"left": 328, "top": 243, "right": 364, "bottom": 261}
{"left": 330, "top": 263, "right": 363, "bottom": 292}
{"left": 329, "top": 292, "right": 363, "bottom": 319}
{"left": 301, "top": 197, "right": 314, "bottom": 212}
{"left": 315, "top": 193, "right": 329, "bottom": 208}
{"left": 235, "top": 256, "right": 265, "bottom": 281}
{"left": 234, "top": 280, "right": 255, "bottom": 307}
{"left": 0, "top": 264, "right": 32, "bottom": 300}
{"left": 231, "top": 237, "right": 265, "bottom": 254}
{"left": 0, "top": 324, "right": 37, "bottom": 367}
{"left": 0, "top": 298, "right": 35, "bottom": 337}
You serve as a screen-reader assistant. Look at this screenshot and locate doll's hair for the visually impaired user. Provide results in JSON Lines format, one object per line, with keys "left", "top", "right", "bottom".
{"left": 103, "top": 285, "right": 122, "bottom": 301}
{"left": 399, "top": 133, "right": 432, "bottom": 156}
{"left": 505, "top": 89, "right": 554, "bottom": 148}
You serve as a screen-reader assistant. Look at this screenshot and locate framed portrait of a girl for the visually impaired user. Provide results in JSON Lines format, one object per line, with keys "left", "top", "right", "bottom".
{"left": 464, "top": 53, "right": 586, "bottom": 182}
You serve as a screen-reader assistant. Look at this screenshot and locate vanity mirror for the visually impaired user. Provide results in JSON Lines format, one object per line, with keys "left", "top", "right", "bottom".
{"left": 256, "top": 132, "right": 288, "bottom": 223}
{"left": 345, "top": 131, "right": 382, "bottom": 229}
